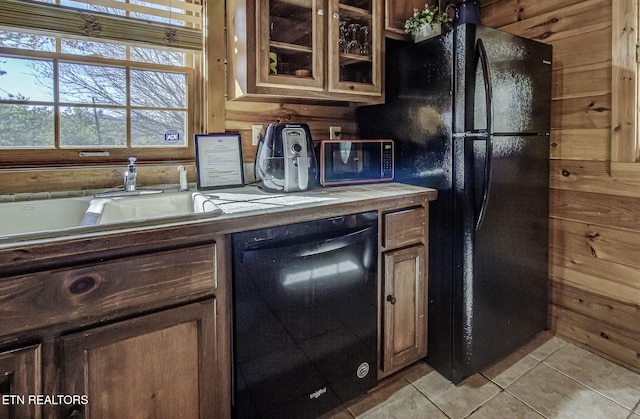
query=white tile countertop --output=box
[0,182,438,246]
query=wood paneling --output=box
[481,0,588,29]
[550,302,640,372]
[550,160,640,198]
[551,94,611,130]
[0,163,197,195]
[611,0,639,164]
[225,100,357,162]
[550,129,609,161]
[484,0,640,375]
[549,218,640,270]
[547,27,611,72]
[550,188,640,229]
[552,62,611,100]
[498,0,611,43]
[550,247,640,305]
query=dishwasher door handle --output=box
[297,226,375,257]
[241,226,376,260]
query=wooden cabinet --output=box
[327,0,382,97]
[384,0,445,39]
[380,206,428,377]
[384,0,424,37]
[227,0,383,102]
[62,300,216,419]
[0,344,42,419]
[0,242,224,419]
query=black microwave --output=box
[317,139,394,186]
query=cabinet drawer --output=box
[383,207,426,249]
[0,244,216,337]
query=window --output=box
[0,0,204,166]
[611,0,639,176]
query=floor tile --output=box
[345,374,414,417]
[518,331,566,361]
[544,344,640,410]
[507,363,631,418]
[349,379,446,419]
[481,349,540,389]
[328,335,640,419]
[467,391,545,419]
[410,370,501,418]
[320,407,354,419]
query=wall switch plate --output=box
[330,126,342,140]
[252,124,263,146]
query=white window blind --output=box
[0,0,203,50]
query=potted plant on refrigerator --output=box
[404,4,451,42]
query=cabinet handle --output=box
[332,12,339,18]
[317,8,324,15]
[386,295,397,305]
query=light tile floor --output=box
[324,332,640,419]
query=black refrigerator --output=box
[357,24,552,383]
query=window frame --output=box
[611,0,639,177]
[0,0,205,167]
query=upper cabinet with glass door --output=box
[327,0,381,97]
[227,0,382,102]
[259,0,323,91]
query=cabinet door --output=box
[382,245,427,374]
[0,344,41,419]
[327,0,382,96]
[61,300,217,419]
[258,0,324,89]
[384,0,427,35]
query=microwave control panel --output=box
[381,141,394,179]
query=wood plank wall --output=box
[225,101,357,164]
[482,0,640,373]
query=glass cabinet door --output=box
[258,0,324,89]
[327,0,381,96]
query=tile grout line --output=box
[403,375,453,419]
[628,398,640,419]
[480,363,551,419]
[542,360,637,413]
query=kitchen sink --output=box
[92,190,340,224]
[0,197,92,237]
[95,192,200,224]
[0,188,340,238]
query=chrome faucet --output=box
[94,156,163,197]
[124,157,137,191]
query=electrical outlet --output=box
[252,124,263,146]
[330,126,342,140]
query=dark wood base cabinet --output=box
[0,241,226,419]
[380,206,429,378]
[0,344,42,419]
[61,300,216,419]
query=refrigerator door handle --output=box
[475,38,493,230]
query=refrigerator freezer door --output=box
[455,25,552,135]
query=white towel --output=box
[192,193,223,216]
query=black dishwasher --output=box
[231,211,378,419]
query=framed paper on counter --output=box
[195,133,245,190]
